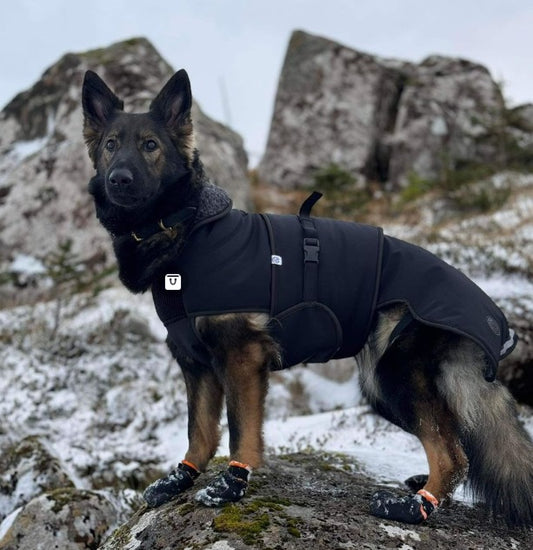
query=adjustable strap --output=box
[299,191,323,219]
[417,489,439,520]
[298,192,323,301]
[179,460,201,479]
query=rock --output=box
[258,30,409,190]
[0,37,250,294]
[388,55,505,186]
[100,453,531,549]
[258,30,511,190]
[506,103,533,167]
[0,436,74,521]
[0,488,117,550]
[194,104,251,211]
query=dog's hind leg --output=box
[363,323,469,523]
[371,395,468,524]
[143,361,224,508]
[194,313,279,507]
[416,410,468,507]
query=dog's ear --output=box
[82,71,123,162]
[150,70,193,128]
[82,71,123,126]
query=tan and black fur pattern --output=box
[358,305,533,524]
[82,70,533,526]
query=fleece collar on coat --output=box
[129,183,233,242]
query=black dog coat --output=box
[152,187,516,381]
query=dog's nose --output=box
[108,168,133,187]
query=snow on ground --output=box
[0,283,532,520]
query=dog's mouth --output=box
[106,188,150,208]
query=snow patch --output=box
[9,254,46,275]
[380,522,421,542]
[11,114,55,161]
[0,507,22,540]
[205,542,237,550]
[474,275,533,300]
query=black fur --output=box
[82,70,207,292]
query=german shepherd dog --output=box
[82,70,533,526]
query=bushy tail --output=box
[440,347,533,527]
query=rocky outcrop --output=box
[0,488,117,550]
[387,55,505,185]
[0,434,126,549]
[258,30,517,189]
[100,453,530,550]
[256,30,533,400]
[258,30,406,189]
[2,446,528,549]
[0,37,250,293]
[0,437,74,521]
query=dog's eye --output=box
[105,139,116,152]
[144,139,158,152]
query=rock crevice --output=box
[258,30,523,190]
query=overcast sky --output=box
[1,0,532,165]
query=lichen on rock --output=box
[0,488,117,550]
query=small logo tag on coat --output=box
[271,255,283,266]
[486,315,500,336]
[165,274,182,290]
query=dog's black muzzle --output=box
[108,167,134,188]
[105,165,154,208]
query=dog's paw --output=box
[370,489,438,524]
[143,462,199,508]
[195,464,250,507]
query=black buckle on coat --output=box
[303,237,320,262]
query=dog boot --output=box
[195,461,251,507]
[143,461,200,508]
[370,489,438,524]
[404,474,429,492]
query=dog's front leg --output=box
[182,364,225,470]
[194,313,278,507]
[143,362,224,508]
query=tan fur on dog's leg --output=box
[196,313,279,471]
[417,414,468,505]
[224,341,269,469]
[182,367,224,471]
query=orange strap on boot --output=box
[229,460,252,472]
[417,489,439,520]
[181,459,201,474]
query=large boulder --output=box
[0,488,117,550]
[0,37,250,288]
[388,55,505,186]
[0,436,74,522]
[100,453,531,549]
[258,30,408,190]
[258,30,508,189]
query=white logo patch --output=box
[271,255,283,266]
[165,274,182,290]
